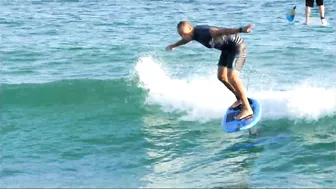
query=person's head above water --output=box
[177,21,194,41]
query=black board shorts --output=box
[306,0,324,7]
[218,43,247,71]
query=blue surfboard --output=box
[222,98,262,133]
[286,6,296,22]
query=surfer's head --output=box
[177,21,194,41]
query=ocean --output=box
[1,0,336,187]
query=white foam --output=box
[135,56,336,123]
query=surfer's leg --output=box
[226,45,253,120]
[305,0,313,25]
[218,66,241,108]
[227,69,253,120]
[317,0,326,25]
[217,66,235,95]
[217,51,240,108]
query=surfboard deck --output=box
[303,17,328,26]
[222,98,262,133]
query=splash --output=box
[136,56,336,122]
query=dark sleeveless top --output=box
[192,25,244,51]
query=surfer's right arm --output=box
[166,39,190,50]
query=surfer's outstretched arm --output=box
[166,39,190,50]
[210,24,255,37]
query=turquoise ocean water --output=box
[1,0,336,187]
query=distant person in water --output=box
[305,0,326,25]
[166,21,255,120]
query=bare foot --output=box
[234,107,253,120]
[229,100,241,109]
[321,19,327,25]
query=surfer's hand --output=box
[166,45,175,51]
[243,24,255,33]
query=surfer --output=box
[305,0,326,25]
[166,21,254,120]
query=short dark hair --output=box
[177,21,189,29]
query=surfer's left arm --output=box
[210,24,255,37]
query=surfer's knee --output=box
[227,70,239,82]
[217,74,229,83]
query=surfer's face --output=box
[178,24,193,41]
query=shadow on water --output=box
[226,122,291,151]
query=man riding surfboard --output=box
[166,21,255,120]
